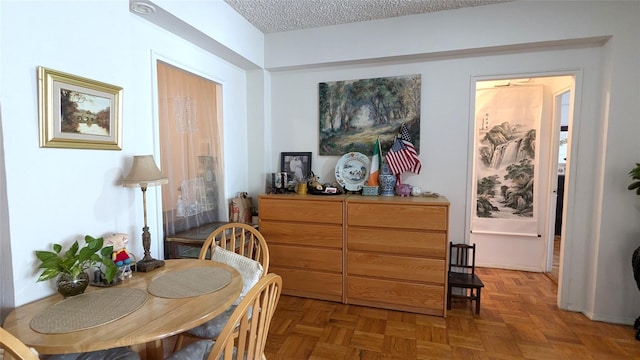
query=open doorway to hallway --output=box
[548,90,571,285]
[470,75,575,294]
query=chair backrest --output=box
[449,242,477,276]
[0,327,39,360]
[206,273,282,360]
[200,223,270,274]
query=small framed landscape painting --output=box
[38,66,123,150]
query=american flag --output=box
[385,124,421,175]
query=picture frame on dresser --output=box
[280,152,311,182]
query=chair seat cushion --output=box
[187,304,236,338]
[449,272,485,287]
[167,339,237,360]
[44,347,140,360]
[186,246,263,339]
[212,246,263,305]
[166,340,213,360]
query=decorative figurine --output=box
[307,172,324,192]
[395,184,412,197]
[104,233,133,280]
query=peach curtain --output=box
[156,61,224,235]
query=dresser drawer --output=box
[270,244,342,272]
[259,197,343,224]
[272,266,342,302]
[347,276,444,315]
[260,220,342,249]
[347,227,446,258]
[347,203,447,230]
[347,252,445,284]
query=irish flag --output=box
[368,138,381,186]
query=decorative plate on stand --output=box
[335,152,371,192]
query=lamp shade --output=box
[122,155,168,188]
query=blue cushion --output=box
[167,339,236,360]
[45,347,139,360]
[166,340,213,360]
[187,304,236,339]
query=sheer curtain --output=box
[156,61,224,236]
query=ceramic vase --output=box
[57,272,89,297]
[378,163,396,196]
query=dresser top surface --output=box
[259,193,349,201]
[259,193,449,205]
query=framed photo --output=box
[38,66,123,150]
[280,152,312,182]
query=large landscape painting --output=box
[318,75,421,156]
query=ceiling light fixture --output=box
[130,1,156,15]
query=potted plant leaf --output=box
[35,235,118,297]
[629,163,640,195]
[628,163,640,339]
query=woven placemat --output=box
[30,288,147,334]
[148,267,232,299]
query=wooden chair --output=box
[447,241,485,314]
[173,223,270,351]
[199,223,269,273]
[0,327,39,360]
[0,327,139,360]
[167,273,283,360]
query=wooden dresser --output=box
[258,194,346,302]
[345,196,449,316]
[258,194,449,316]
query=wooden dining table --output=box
[2,259,242,360]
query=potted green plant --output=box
[35,235,118,297]
[629,163,640,195]
[628,163,640,339]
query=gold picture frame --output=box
[38,66,123,150]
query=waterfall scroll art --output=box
[472,85,542,236]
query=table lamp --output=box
[123,155,168,272]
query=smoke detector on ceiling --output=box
[130,1,156,15]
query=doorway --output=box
[548,90,571,284]
[470,75,575,282]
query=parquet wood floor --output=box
[546,236,561,285]
[263,267,640,360]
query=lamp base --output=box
[135,258,165,272]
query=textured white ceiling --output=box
[224,0,511,34]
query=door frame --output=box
[545,88,573,272]
[466,70,582,308]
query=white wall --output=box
[1,0,142,305]
[246,70,272,196]
[0,0,256,307]
[269,46,601,272]
[0,103,12,323]
[150,0,264,68]
[265,1,640,325]
[264,1,619,70]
